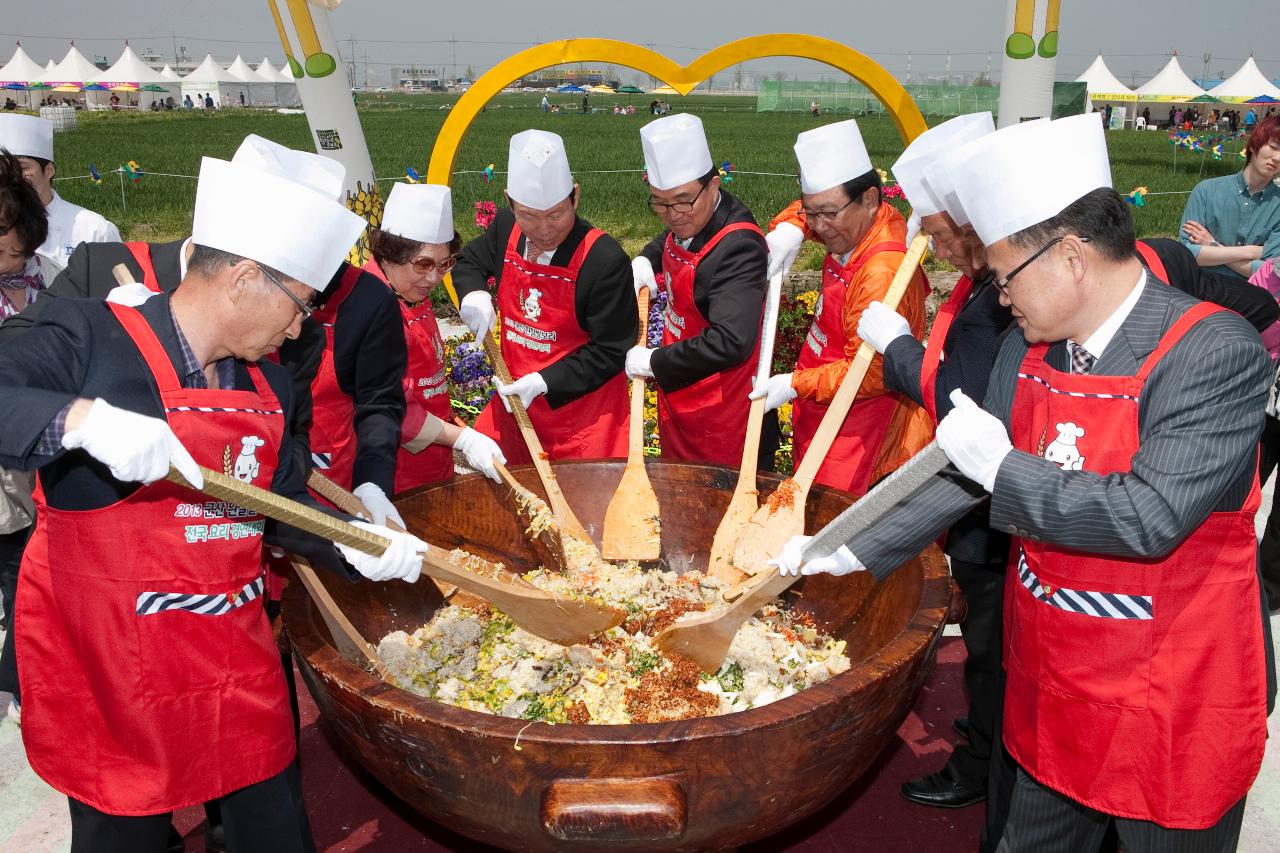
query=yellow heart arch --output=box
[430,35,927,302]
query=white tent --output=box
[0,43,46,108]
[1207,57,1280,104]
[37,43,102,86]
[256,58,300,107]
[225,54,276,106]
[180,54,242,109]
[1075,54,1136,105]
[1134,55,1205,102]
[159,64,180,82]
[86,44,172,110]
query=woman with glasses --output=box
[752,120,932,496]
[452,129,635,463]
[364,183,505,491]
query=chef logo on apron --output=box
[520,287,543,321]
[1042,421,1086,471]
[230,435,266,483]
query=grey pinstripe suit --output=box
[845,278,1274,849]
[847,278,1269,577]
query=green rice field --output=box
[38,92,1247,269]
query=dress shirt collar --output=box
[1070,269,1146,363]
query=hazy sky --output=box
[4,1,1276,88]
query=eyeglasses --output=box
[408,255,457,275]
[801,197,857,224]
[648,179,709,214]
[259,265,313,320]
[993,236,1090,296]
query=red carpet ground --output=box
[169,636,983,853]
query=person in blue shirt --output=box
[1180,115,1280,280]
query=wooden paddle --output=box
[481,332,602,570]
[600,287,661,561]
[728,234,930,581]
[657,440,950,672]
[447,415,571,574]
[705,272,785,583]
[166,465,624,646]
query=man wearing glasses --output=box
[751,119,932,495]
[776,114,1273,852]
[0,153,429,852]
[452,129,635,463]
[627,113,768,467]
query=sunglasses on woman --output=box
[407,255,457,275]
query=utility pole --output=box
[451,35,457,82]
[347,37,357,87]
[172,32,178,68]
[946,52,952,86]
[1201,51,1211,88]
[906,51,912,85]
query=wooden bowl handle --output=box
[541,777,686,842]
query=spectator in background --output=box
[810,99,821,118]
[540,93,549,113]
[1174,106,1183,127]
[582,94,589,114]
[1142,106,1151,126]
[204,93,214,109]
[1103,103,1113,128]
[183,93,193,109]
[239,91,246,107]
[1179,115,1280,280]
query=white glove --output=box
[337,521,428,583]
[626,345,654,380]
[454,426,505,482]
[352,481,406,529]
[857,301,912,354]
[631,256,658,297]
[496,372,548,410]
[62,398,203,488]
[105,282,157,307]
[765,221,805,279]
[748,372,797,413]
[459,290,496,340]
[769,534,866,577]
[904,211,923,245]
[935,390,1012,492]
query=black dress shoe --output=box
[901,763,986,808]
[953,716,970,740]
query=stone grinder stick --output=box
[655,440,952,673]
[706,270,785,584]
[480,332,602,569]
[727,234,931,583]
[600,285,662,562]
[164,464,625,647]
[447,414,571,575]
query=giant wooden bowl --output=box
[284,460,950,852]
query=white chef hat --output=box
[951,114,1112,246]
[640,113,714,191]
[191,156,367,292]
[0,114,54,162]
[382,183,454,245]
[506,129,574,211]
[231,133,346,201]
[892,112,994,217]
[794,120,874,195]
[923,118,1045,228]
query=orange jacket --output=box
[770,199,934,480]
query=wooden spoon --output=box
[705,271,784,583]
[168,465,624,646]
[728,234,929,582]
[481,333,602,571]
[447,415,570,575]
[656,440,950,673]
[600,287,661,561]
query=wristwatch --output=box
[1209,240,1222,247]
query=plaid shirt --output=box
[37,305,236,454]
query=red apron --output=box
[472,225,628,463]
[792,243,919,494]
[362,259,455,491]
[1004,302,1266,828]
[16,303,294,815]
[656,222,763,466]
[125,241,162,293]
[919,274,975,422]
[307,263,363,488]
